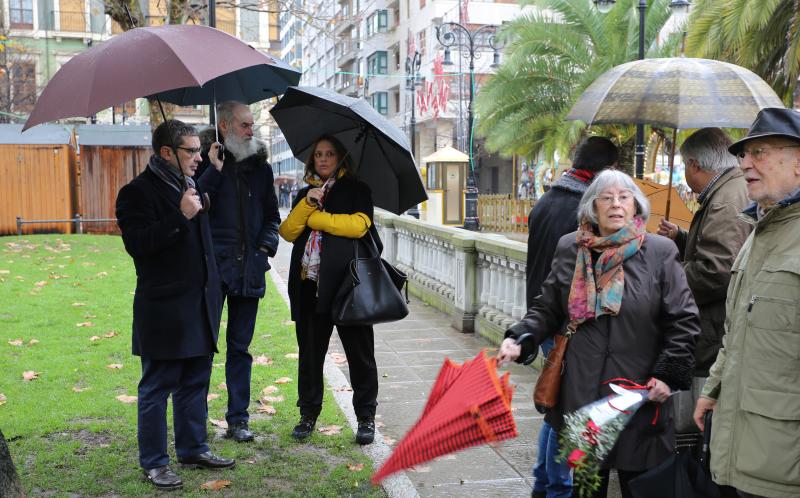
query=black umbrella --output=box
[152,55,301,106]
[269,86,427,215]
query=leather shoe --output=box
[356,417,375,445]
[291,416,317,440]
[225,421,254,442]
[178,451,235,469]
[142,465,182,490]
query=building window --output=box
[366,9,388,38]
[418,28,426,57]
[10,62,36,114]
[370,92,388,115]
[239,0,260,42]
[367,51,388,75]
[10,0,34,28]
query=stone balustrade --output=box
[374,210,528,345]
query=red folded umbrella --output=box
[372,351,517,483]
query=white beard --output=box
[224,132,259,161]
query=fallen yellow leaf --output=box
[0,393,6,405]
[254,355,273,366]
[218,382,227,391]
[103,330,118,338]
[116,395,137,403]
[106,364,123,370]
[89,336,101,342]
[347,463,365,472]
[200,479,231,491]
[96,271,108,277]
[284,353,299,359]
[209,418,228,429]
[282,320,294,326]
[22,371,38,381]
[261,386,278,394]
[8,339,23,346]
[28,339,39,345]
[34,280,47,287]
[76,322,94,327]
[333,386,353,392]
[330,353,348,365]
[72,386,89,393]
[71,302,87,307]
[260,395,284,403]
[83,313,97,319]
[317,425,342,436]
[275,377,292,384]
[256,404,276,415]
[207,393,220,401]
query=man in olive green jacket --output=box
[694,108,800,498]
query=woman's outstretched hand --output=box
[646,377,671,403]
[496,338,521,366]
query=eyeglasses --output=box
[314,151,337,159]
[176,146,202,155]
[737,145,800,163]
[596,192,634,205]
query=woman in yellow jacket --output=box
[279,135,379,445]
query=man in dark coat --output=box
[196,101,281,442]
[656,128,752,437]
[525,137,618,498]
[116,120,234,490]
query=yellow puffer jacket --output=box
[278,197,371,242]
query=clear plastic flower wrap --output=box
[557,383,649,497]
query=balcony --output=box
[336,40,358,66]
[334,1,355,36]
[336,77,359,97]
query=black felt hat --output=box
[729,107,800,155]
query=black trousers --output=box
[221,294,260,425]
[295,280,378,419]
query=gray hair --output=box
[679,128,738,172]
[216,100,248,126]
[577,169,650,225]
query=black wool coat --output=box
[197,130,281,298]
[526,174,591,308]
[287,176,380,320]
[116,163,222,360]
[507,233,700,471]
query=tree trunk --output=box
[0,430,25,498]
[617,138,636,177]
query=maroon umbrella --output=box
[23,24,300,131]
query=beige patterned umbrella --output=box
[567,57,783,129]
[567,57,783,221]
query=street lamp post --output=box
[593,0,691,178]
[436,22,503,231]
[405,50,422,219]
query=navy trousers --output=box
[295,280,378,419]
[222,294,260,424]
[137,355,212,469]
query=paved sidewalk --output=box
[271,220,621,497]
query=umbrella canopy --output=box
[567,57,784,129]
[634,178,693,233]
[269,86,427,215]
[24,24,300,131]
[371,351,517,483]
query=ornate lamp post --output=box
[593,0,690,178]
[405,50,422,218]
[436,22,503,231]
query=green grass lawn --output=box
[0,234,384,497]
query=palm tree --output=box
[686,0,800,104]
[475,0,680,172]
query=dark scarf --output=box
[147,154,194,193]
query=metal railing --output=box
[16,215,117,235]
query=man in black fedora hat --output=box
[693,107,800,498]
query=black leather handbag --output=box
[331,230,409,327]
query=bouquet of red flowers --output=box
[558,384,649,497]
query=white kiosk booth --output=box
[421,146,469,225]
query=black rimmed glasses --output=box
[177,146,202,155]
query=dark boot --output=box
[142,465,183,490]
[225,421,254,442]
[355,417,375,445]
[291,415,317,440]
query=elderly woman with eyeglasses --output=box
[498,169,700,498]
[279,135,380,446]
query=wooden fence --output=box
[477,194,534,233]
